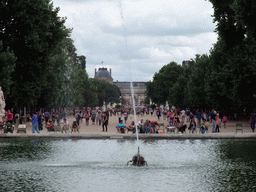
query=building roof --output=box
[95,68,113,80]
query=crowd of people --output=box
[1,106,256,134]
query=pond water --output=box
[1,138,256,192]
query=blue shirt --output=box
[32,115,38,124]
[117,123,125,129]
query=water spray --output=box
[117,0,147,166]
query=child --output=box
[222,115,228,128]
[72,121,78,133]
[215,115,220,132]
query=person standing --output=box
[211,111,216,133]
[84,112,90,126]
[6,110,13,124]
[32,112,40,134]
[97,111,102,126]
[250,112,256,132]
[38,113,43,131]
[102,112,108,132]
[215,114,220,132]
[196,111,202,127]
[124,111,128,124]
[44,110,50,123]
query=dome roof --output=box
[95,68,113,80]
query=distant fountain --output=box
[127,147,147,166]
[0,86,6,118]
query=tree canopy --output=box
[146,0,256,117]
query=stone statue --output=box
[0,86,6,116]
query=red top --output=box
[151,121,160,127]
[84,114,90,119]
[7,113,13,121]
[222,116,228,122]
[47,123,54,129]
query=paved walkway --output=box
[1,114,255,139]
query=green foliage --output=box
[0,0,71,108]
[90,79,121,107]
[146,0,256,115]
[146,62,182,105]
[0,41,16,100]
[115,104,122,109]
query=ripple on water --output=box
[1,139,256,192]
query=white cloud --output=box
[52,0,217,81]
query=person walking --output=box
[32,112,40,134]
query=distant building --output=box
[182,60,190,67]
[94,67,146,105]
[94,67,113,84]
[113,81,146,106]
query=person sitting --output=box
[143,120,151,134]
[188,119,196,133]
[167,121,175,133]
[46,121,55,131]
[177,121,187,133]
[150,120,160,133]
[137,119,145,133]
[72,121,78,133]
[61,118,69,133]
[127,121,136,133]
[200,119,208,134]
[117,120,126,133]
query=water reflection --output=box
[1,139,256,191]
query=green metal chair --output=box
[158,123,165,134]
[235,123,243,133]
[54,124,62,133]
[4,123,14,133]
[17,124,27,133]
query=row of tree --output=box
[0,0,120,111]
[146,0,256,117]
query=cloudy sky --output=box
[52,0,217,82]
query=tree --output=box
[208,0,256,114]
[146,62,182,106]
[0,0,71,108]
[90,79,121,107]
[0,41,16,103]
